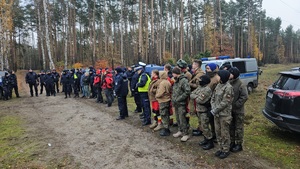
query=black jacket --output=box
[39,74,46,84]
[61,73,71,85]
[9,74,17,86]
[44,74,55,86]
[52,72,60,82]
[26,72,38,85]
[130,72,140,92]
[114,72,128,97]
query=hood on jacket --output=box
[159,71,168,80]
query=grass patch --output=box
[243,64,300,169]
[0,115,43,168]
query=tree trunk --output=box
[64,0,69,69]
[120,0,124,65]
[37,1,46,70]
[138,0,143,61]
[180,0,184,59]
[151,0,155,62]
[43,0,55,69]
[219,0,222,52]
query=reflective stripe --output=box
[138,73,150,92]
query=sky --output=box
[262,0,300,30]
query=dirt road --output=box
[1,71,277,169]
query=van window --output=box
[232,61,246,73]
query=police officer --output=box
[44,70,56,96]
[131,66,142,113]
[114,67,129,120]
[2,72,11,100]
[228,67,248,152]
[70,69,80,98]
[39,70,46,94]
[61,70,71,98]
[136,66,151,126]
[9,70,20,98]
[52,69,60,93]
[25,69,39,97]
[211,70,234,159]
[126,65,135,97]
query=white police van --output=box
[201,56,259,93]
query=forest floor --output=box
[0,67,298,169]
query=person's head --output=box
[192,60,202,71]
[176,59,188,69]
[172,67,181,78]
[217,70,231,84]
[11,70,15,74]
[205,63,218,73]
[115,67,124,74]
[52,69,56,72]
[135,66,143,74]
[228,67,240,80]
[127,66,132,71]
[199,75,211,87]
[164,63,172,72]
[151,69,159,79]
[47,70,51,75]
[29,69,32,73]
[5,72,9,77]
[220,63,232,70]
[85,72,89,76]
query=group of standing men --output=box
[0,70,20,100]
[127,59,248,159]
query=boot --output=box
[230,142,236,152]
[180,135,190,142]
[149,121,158,129]
[192,129,203,136]
[202,139,214,150]
[160,128,171,136]
[153,123,163,131]
[219,152,230,159]
[199,137,209,146]
[232,144,243,153]
[173,131,183,138]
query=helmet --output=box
[176,59,188,69]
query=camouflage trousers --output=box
[198,112,212,139]
[159,101,170,129]
[214,115,232,152]
[175,104,189,135]
[230,113,244,145]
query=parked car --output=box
[201,56,259,93]
[262,69,300,133]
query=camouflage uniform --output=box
[230,78,248,145]
[172,74,191,135]
[211,82,234,153]
[190,85,212,139]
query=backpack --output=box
[106,76,113,89]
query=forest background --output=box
[0,0,299,71]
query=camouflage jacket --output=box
[211,82,233,116]
[207,72,219,91]
[190,85,212,113]
[230,78,248,114]
[172,74,191,105]
[189,68,205,91]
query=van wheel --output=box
[247,83,254,94]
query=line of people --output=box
[127,59,248,159]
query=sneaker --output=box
[173,131,183,138]
[180,135,190,142]
[153,123,163,131]
[149,121,158,129]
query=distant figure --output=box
[2,72,11,100]
[114,67,129,120]
[52,69,60,93]
[9,70,20,98]
[44,70,56,97]
[38,70,46,94]
[61,70,72,98]
[25,69,39,97]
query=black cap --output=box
[218,70,230,84]
[228,67,240,79]
[199,75,211,86]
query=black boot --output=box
[232,144,243,152]
[199,137,209,146]
[219,151,230,159]
[202,139,214,150]
[160,128,171,136]
[192,129,202,136]
[230,142,236,152]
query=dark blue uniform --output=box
[25,71,39,97]
[136,71,151,125]
[114,69,129,119]
[61,71,71,98]
[52,71,60,93]
[39,72,46,94]
[131,72,142,113]
[2,74,11,100]
[44,73,56,96]
[9,73,19,98]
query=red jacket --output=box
[102,73,114,89]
